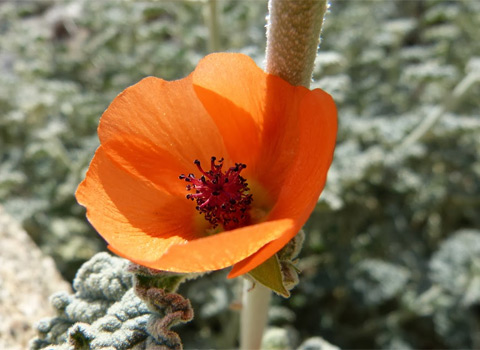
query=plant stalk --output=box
[239,1,329,349]
[266,0,329,88]
[240,279,272,350]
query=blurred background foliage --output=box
[1,0,479,349]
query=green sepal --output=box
[247,254,290,298]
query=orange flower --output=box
[76,53,337,279]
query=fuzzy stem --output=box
[240,279,272,350]
[266,0,329,88]
[239,1,328,349]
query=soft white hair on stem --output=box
[266,0,329,88]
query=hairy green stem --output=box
[266,0,329,88]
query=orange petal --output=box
[229,88,337,278]
[269,88,337,221]
[76,146,206,262]
[119,218,296,273]
[98,75,228,171]
[192,53,267,167]
[228,230,297,279]
[99,136,187,197]
[192,53,316,205]
[249,76,309,203]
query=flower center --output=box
[179,157,252,230]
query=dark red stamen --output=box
[179,157,252,230]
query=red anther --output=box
[180,158,252,230]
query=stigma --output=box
[179,157,252,230]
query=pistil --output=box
[179,157,252,230]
